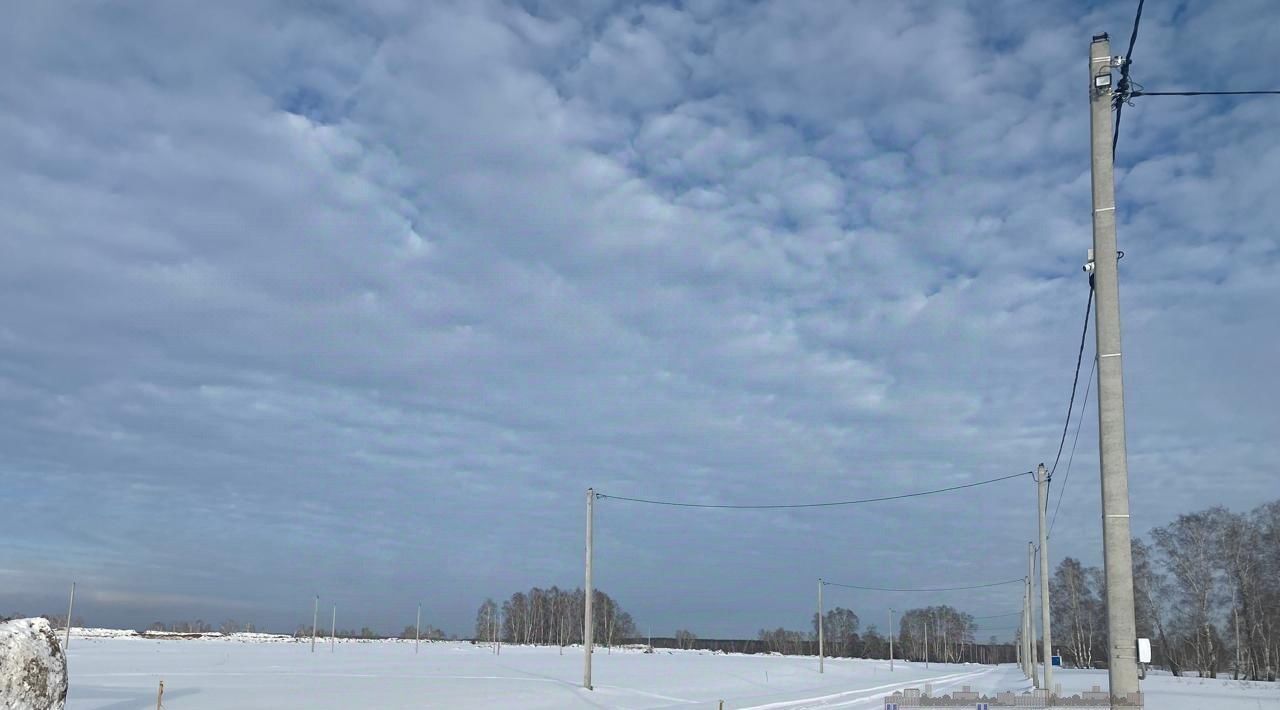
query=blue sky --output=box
[2,0,1277,639]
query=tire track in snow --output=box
[733,668,995,710]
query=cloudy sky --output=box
[2,0,1277,639]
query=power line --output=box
[822,577,1024,593]
[1047,286,1095,490]
[1112,0,1145,156]
[971,611,1023,620]
[596,470,1031,509]
[1132,89,1280,97]
[1049,353,1096,538]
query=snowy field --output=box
[62,631,1279,709]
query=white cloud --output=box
[1,0,1277,635]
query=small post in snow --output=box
[64,582,76,651]
[311,595,319,653]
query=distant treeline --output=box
[1047,499,1279,680]
[475,586,635,648]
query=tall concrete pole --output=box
[416,603,422,654]
[1016,613,1022,674]
[1037,463,1055,697]
[1089,33,1141,701]
[330,605,336,653]
[1020,590,1028,676]
[584,488,595,690]
[889,608,894,672]
[923,620,929,669]
[312,596,319,653]
[64,582,75,650]
[1027,543,1039,688]
[817,580,824,673]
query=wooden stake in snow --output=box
[156,680,164,710]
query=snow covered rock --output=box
[0,618,67,709]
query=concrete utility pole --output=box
[416,603,422,654]
[584,488,595,690]
[1027,544,1039,688]
[64,582,76,651]
[923,621,929,669]
[889,608,894,672]
[1089,32,1141,701]
[1036,463,1055,697]
[1233,589,1242,679]
[1016,617,1022,672]
[312,596,319,653]
[1024,575,1034,680]
[330,605,336,653]
[817,579,824,674]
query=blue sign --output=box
[1052,655,1062,667]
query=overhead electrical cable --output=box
[821,578,1024,593]
[595,470,1031,509]
[1047,286,1095,489]
[1132,89,1280,97]
[1112,0,1145,156]
[1049,354,1097,538]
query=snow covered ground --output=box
[1052,667,1280,710]
[62,631,1279,709]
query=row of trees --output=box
[474,586,636,649]
[751,605,1002,663]
[896,606,978,663]
[1049,499,1279,680]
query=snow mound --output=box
[0,618,68,709]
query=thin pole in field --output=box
[889,608,894,672]
[817,579,824,674]
[64,582,76,651]
[584,487,594,690]
[311,596,319,653]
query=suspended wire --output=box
[1132,89,1280,97]
[1046,286,1095,490]
[822,577,1024,593]
[596,470,1031,509]
[1049,353,1097,538]
[1112,0,1145,156]
[970,611,1023,620]
[1112,0,1280,152]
